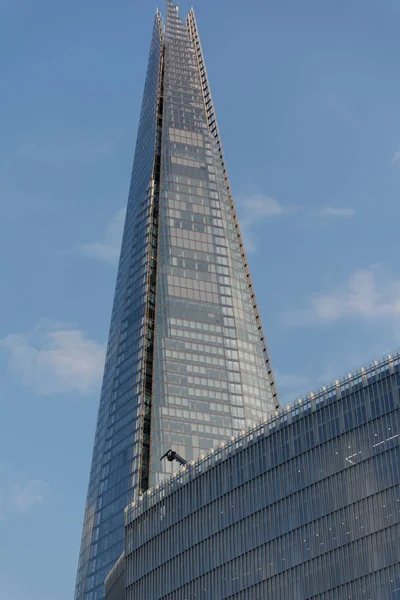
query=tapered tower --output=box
[74,3,279,599]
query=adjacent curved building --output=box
[74,2,279,598]
[120,352,400,599]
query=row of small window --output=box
[167,240,228,259]
[166,90,201,102]
[168,255,227,275]
[165,162,210,182]
[151,417,248,458]
[167,238,215,256]
[157,304,250,327]
[169,317,223,333]
[160,349,262,375]
[157,394,233,413]
[164,178,213,198]
[165,72,199,86]
[162,335,256,354]
[166,167,217,188]
[164,349,226,368]
[164,283,243,305]
[167,216,213,234]
[166,238,231,259]
[158,406,240,430]
[166,360,229,379]
[168,219,224,234]
[171,375,241,393]
[186,363,241,378]
[157,414,237,434]
[165,62,199,76]
[163,393,259,418]
[168,207,216,223]
[160,230,228,252]
[166,286,220,305]
[164,68,200,81]
[165,187,219,204]
[169,145,209,166]
[168,327,234,345]
[159,386,231,402]
[166,261,235,282]
[164,179,218,196]
[167,274,222,292]
[170,155,206,169]
[163,373,246,397]
[165,373,231,390]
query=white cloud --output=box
[312,268,400,321]
[243,195,285,219]
[77,207,126,265]
[391,150,400,165]
[0,480,51,521]
[236,194,287,253]
[0,322,105,394]
[319,207,356,218]
[11,480,52,512]
[285,267,400,340]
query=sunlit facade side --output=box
[125,352,400,599]
[74,2,278,599]
[149,1,278,488]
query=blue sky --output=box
[1,0,400,597]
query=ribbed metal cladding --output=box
[125,351,400,599]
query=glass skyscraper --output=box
[74,3,279,599]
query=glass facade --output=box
[149,1,278,486]
[74,3,278,599]
[125,351,400,599]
